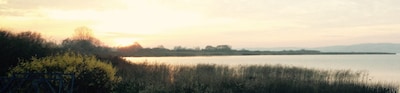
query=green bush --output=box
[9,52,120,93]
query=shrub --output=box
[8,52,120,93]
[0,30,57,75]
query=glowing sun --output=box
[113,38,138,47]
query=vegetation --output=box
[116,44,395,57]
[0,29,118,92]
[8,52,120,93]
[61,26,113,56]
[0,27,112,76]
[1,29,398,93]
[116,44,323,57]
[114,62,398,93]
[0,30,58,76]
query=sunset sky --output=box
[1,0,400,49]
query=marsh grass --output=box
[113,60,398,93]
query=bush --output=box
[8,52,120,93]
[0,30,57,75]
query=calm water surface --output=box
[125,54,400,84]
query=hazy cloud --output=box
[2,0,125,10]
[0,9,43,17]
[1,0,400,47]
[0,0,6,4]
[158,0,400,29]
[100,32,148,38]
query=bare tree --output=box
[72,26,101,46]
[73,26,93,40]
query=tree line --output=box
[116,43,322,57]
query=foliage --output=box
[115,43,325,57]
[61,27,112,56]
[8,52,120,93]
[72,26,101,45]
[204,45,232,51]
[117,42,143,56]
[0,30,57,75]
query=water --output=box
[125,54,400,84]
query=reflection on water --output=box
[125,55,400,84]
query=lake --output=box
[124,54,400,84]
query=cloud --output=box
[3,0,125,10]
[0,0,119,18]
[0,0,6,4]
[158,0,400,29]
[0,9,43,17]
[100,32,147,38]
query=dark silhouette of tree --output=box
[151,45,169,52]
[117,42,143,56]
[0,30,56,75]
[118,42,142,51]
[204,45,231,51]
[62,38,96,53]
[173,46,189,51]
[61,26,110,55]
[72,26,101,46]
[204,45,216,51]
[216,45,232,51]
[154,45,165,49]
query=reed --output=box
[114,61,398,93]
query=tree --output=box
[173,46,186,51]
[73,26,92,40]
[117,42,143,56]
[216,45,232,51]
[0,30,56,75]
[62,38,96,53]
[154,45,166,49]
[72,26,101,46]
[131,42,143,49]
[204,45,232,51]
[118,42,142,51]
[204,45,216,51]
[61,26,110,55]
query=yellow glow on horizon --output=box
[113,38,139,47]
[44,9,98,20]
[91,9,203,34]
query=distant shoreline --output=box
[121,51,396,57]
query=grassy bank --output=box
[113,59,398,93]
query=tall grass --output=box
[113,59,398,93]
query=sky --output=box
[1,0,400,49]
